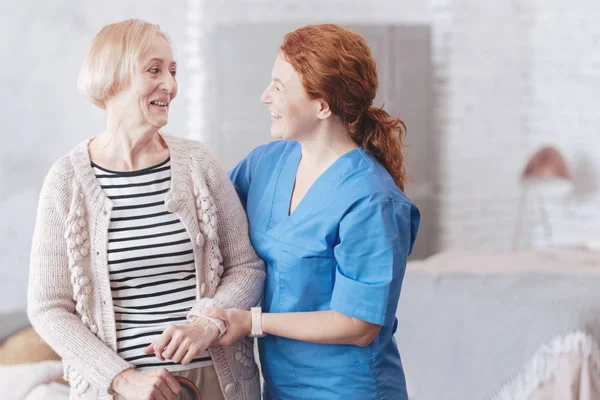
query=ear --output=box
[316,99,332,120]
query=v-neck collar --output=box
[271,141,362,230]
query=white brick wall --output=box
[438,1,532,251]
[1,1,188,312]
[4,1,596,314]
[196,0,600,253]
[525,0,600,248]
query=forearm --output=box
[188,264,264,324]
[262,310,379,347]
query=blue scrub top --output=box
[229,140,420,400]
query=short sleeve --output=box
[330,199,420,326]
[228,144,267,209]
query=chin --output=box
[270,129,284,140]
[150,118,168,129]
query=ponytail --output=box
[279,24,408,190]
[349,106,407,191]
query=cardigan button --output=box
[224,383,236,396]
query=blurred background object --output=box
[513,145,574,250]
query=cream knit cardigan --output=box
[27,134,265,400]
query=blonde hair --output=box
[77,19,170,109]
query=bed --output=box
[395,247,600,400]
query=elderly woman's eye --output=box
[149,67,160,74]
[170,70,177,77]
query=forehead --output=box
[139,36,176,64]
[272,53,298,82]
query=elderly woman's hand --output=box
[201,308,252,346]
[112,368,181,400]
[143,318,220,365]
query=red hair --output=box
[281,24,408,190]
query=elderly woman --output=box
[27,19,264,400]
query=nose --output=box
[260,84,272,104]
[161,72,178,98]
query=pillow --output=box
[0,327,61,365]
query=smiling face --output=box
[107,35,178,129]
[260,53,322,140]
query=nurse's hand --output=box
[143,318,220,364]
[202,307,252,346]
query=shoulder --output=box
[163,135,238,197]
[163,134,211,158]
[43,140,87,194]
[45,155,74,186]
[254,140,290,157]
[162,134,221,173]
[37,147,80,215]
[344,148,416,210]
[239,140,291,168]
[348,150,421,242]
[229,141,294,184]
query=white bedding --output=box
[0,361,67,400]
[395,247,600,400]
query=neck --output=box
[297,118,358,169]
[90,112,166,171]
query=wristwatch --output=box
[249,307,266,338]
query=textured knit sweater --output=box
[27,134,265,400]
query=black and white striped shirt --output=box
[93,157,211,371]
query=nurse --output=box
[203,24,420,400]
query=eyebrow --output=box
[146,57,177,67]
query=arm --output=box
[188,146,266,316]
[27,162,131,392]
[203,198,419,348]
[263,310,379,346]
[33,163,185,399]
[205,308,380,347]
[150,145,267,362]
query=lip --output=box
[150,97,170,107]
